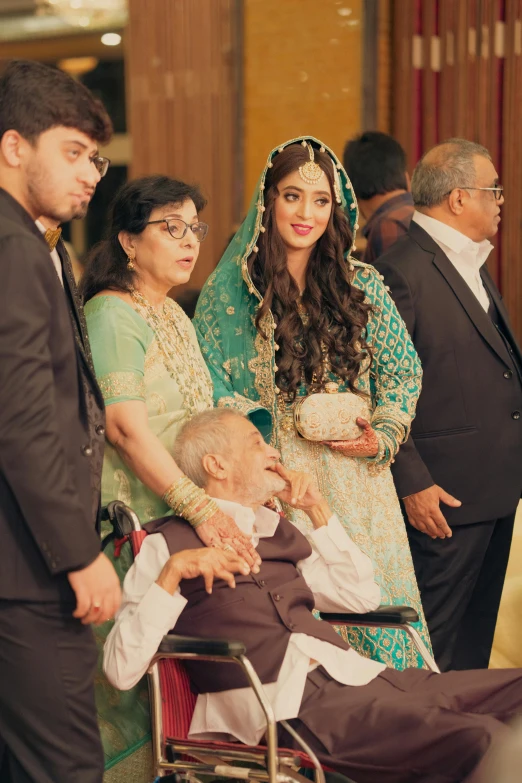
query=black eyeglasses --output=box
[91,155,110,177]
[147,218,209,242]
[446,185,504,200]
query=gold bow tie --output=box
[44,228,62,252]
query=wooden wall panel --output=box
[421,0,438,151]
[501,0,522,336]
[126,0,241,289]
[392,0,522,340]
[438,0,456,141]
[377,0,392,131]
[391,0,417,169]
[243,0,363,203]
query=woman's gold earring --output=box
[127,256,135,271]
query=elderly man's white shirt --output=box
[412,210,493,311]
[104,499,383,745]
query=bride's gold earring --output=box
[127,255,135,271]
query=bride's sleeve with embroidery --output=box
[193,282,273,439]
[356,265,422,470]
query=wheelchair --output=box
[103,500,439,783]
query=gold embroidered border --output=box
[98,371,146,402]
[217,393,261,416]
[248,311,276,412]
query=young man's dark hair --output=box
[343,131,408,200]
[0,59,112,144]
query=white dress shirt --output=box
[35,219,63,285]
[412,211,492,311]
[104,498,384,746]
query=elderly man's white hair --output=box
[172,408,247,488]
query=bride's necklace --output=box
[130,288,213,416]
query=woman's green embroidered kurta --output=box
[85,294,213,779]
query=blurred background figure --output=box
[175,287,201,319]
[343,131,413,264]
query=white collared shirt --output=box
[35,219,63,285]
[103,499,384,746]
[412,210,492,311]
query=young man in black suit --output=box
[374,139,522,672]
[0,60,121,782]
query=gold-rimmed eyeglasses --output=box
[147,218,209,242]
[446,185,504,200]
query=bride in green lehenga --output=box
[193,136,432,668]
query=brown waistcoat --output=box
[144,513,349,693]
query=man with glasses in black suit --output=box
[375,138,522,673]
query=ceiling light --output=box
[37,0,127,29]
[101,32,121,46]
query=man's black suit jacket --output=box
[0,188,104,602]
[374,220,522,526]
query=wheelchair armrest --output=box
[157,634,246,658]
[320,604,419,625]
[101,501,142,536]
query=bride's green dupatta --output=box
[193,135,418,463]
[193,136,359,444]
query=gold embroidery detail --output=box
[217,393,263,417]
[149,392,167,416]
[98,372,145,401]
[130,295,213,417]
[114,469,132,505]
[144,338,165,383]
[248,310,276,415]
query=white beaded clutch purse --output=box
[293,383,372,442]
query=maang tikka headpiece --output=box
[298,140,325,185]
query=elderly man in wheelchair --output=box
[104,408,522,783]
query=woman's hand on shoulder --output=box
[196,510,261,573]
[322,417,379,458]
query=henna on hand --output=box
[322,418,379,458]
[195,509,261,572]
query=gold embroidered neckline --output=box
[130,289,212,416]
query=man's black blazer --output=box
[374,220,522,526]
[0,189,102,601]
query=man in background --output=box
[343,131,413,264]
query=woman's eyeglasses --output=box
[147,218,209,242]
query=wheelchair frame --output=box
[104,500,439,783]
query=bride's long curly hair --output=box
[248,143,373,400]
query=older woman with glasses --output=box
[81,175,259,779]
[81,175,260,554]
